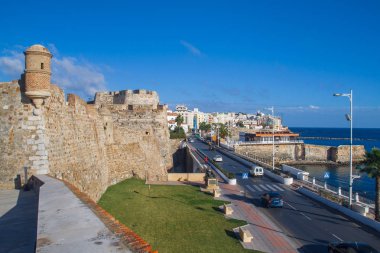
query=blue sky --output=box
[1,0,379,127]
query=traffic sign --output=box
[324,172,330,179]
[242,173,249,179]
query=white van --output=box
[249,165,264,177]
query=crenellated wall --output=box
[0,81,173,201]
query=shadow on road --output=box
[297,243,328,253]
[0,189,39,253]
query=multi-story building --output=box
[167,110,178,130]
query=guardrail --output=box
[232,140,305,145]
[300,177,375,209]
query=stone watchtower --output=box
[24,44,52,108]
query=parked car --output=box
[249,165,264,177]
[261,192,283,208]
[213,155,223,162]
[328,242,378,253]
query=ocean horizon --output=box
[288,127,379,201]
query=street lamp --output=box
[266,107,275,170]
[333,90,353,207]
[217,125,220,147]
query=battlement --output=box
[94,89,160,110]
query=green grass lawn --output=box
[98,178,256,253]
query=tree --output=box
[199,122,211,135]
[357,147,380,221]
[218,123,229,139]
[175,115,184,127]
[236,121,244,128]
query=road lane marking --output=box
[259,184,270,191]
[285,202,297,210]
[272,184,285,191]
[300,212,312,220]
[246,185,255,192]
[253,185,261,191]
[332,234,343,242]
[265,184,277,191]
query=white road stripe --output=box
[259,184,269,191]
[246,185,255,192]
[265,184,277,191]
[285,202,297,210]
[300,212,312,220]
[332,234,343,242]
[272,184,285,191]
[253,185,262,191]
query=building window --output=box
[41,63,44,69]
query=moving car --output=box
[249,165,264,177]
[213,155,223,162]
[261,192,283,208]
[328,242,378,253]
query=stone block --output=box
[27,139,35,145]
[29,156,39,161]
[224,204,233,215]
[239,227,253,243]
[36,150,47,156]
[38,144,45,150]
[28,116,41,121]
[35,138,45,144]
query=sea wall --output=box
[234,143,365,164]
[234,143,304,163]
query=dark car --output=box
[328,242,378,253]
[261,192,283,208]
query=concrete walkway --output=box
[217,182,299,253]
[36,175,131,253]
[0,189,39,253]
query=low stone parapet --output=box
[239,226,253,243]
[224,204,233,215]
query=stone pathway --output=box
[217,182,299,253]
[35,175,132,253]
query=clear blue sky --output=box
[1,0,379,127]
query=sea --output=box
[288,127,380,202]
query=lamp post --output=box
[333,90,353,207]
[266,107,275,170]
[217,125,220,147]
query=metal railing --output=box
[301,177,375,209]
[231,140,304,145]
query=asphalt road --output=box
[191,139,380,253]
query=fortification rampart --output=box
[0,44,173,201]
[234,143,365,164]
[95,89,159,109]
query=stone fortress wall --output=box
[235,143,366,164]
[0,45,173,201]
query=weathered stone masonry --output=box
[0,44,173,201]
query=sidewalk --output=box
[217,182,299,253]
[36,175,132,253]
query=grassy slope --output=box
[98,178,256,253]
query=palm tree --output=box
[357,147,380,221]
[218,123,229,139]
[175,115,184,128]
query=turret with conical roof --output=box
[24,44,52,108]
